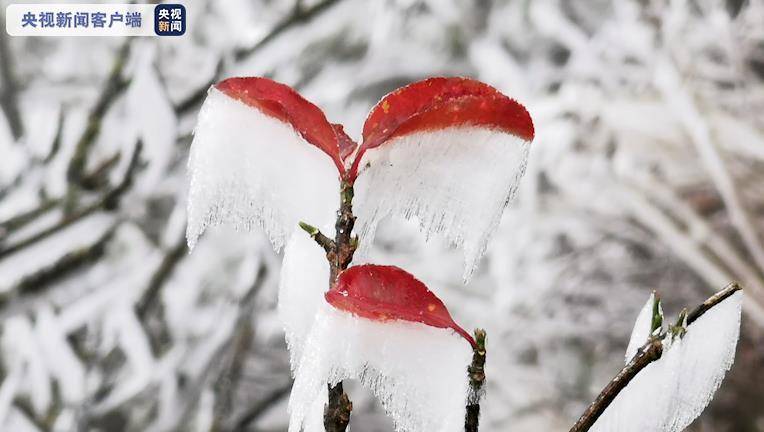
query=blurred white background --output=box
[0,0,763,430]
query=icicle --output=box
[186,88,339,251]
[354,127,530,281]
[289,306,472,432]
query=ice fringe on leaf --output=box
[624,292,655,362]
[288,306,472,432]
[279,226,331,371]
[186,87,339,251]
[591,291,742,432]
[354,127,530,281]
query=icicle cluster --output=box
[288,306,472,432]
[592,291,742,432]
[278,226,331,370]
[186,88,339,251]
[354,127,530,281]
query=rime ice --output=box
[354,127,530,281]
[279,227,331,370]
[591,291,742,432]
[624,292,654,362]
[186,88,340,251]
[288,306,472,432]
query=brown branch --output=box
[232,381,293,431]
[302,180,356,432]
[212,263,269,431]
[135,233,188,355]
[233,0,342,61]
[0,199,60,241]
[465,329,487,432]
[42,109,65,164]
[687,282,742,324]
[0,141,142,259]
[569,282,743,432]
[0,226,116,314]
[66,40,131,188]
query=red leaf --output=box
[326,264,476,347]
[215,77,357,174]
[350,77,534,180]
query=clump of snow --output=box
[288,306,472,432]
[186,88,340,251]
[353,127,530,281]
[624,292,655,362]
[278,226,330,370]
[592,291,742,432]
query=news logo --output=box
[154,4,185,36]
[5,3,188,37]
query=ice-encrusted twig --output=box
[569,282,743,432]
[66,40,132,190]
[0,141,143,259]
[135,232,188,355]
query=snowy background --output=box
[1,0,763,431]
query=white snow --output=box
[186,87,340,251]
[591,291,742,432]
[624,292,655,362]
[126,45,178,191]
[278,226,331,371]
[353,127,530,281]
[288,306,473,432]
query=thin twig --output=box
[232,381,293,431]
[233,0,342,61]
[0,9,23,141]
[465,329,487,432]
[66,40,132,188]
[569,282,743,432]
[302,181,356,432]
[135,233,188,355]
[0,141,142,259]
[0,226,116,313]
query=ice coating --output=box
[624,292,655,363]
[353,127,530,281]
[591,291,742,432]
[288,306,472,432]
[186,88,340,251]
[278,226,331,371]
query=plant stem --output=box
[465,329,487,432]
[303,180,357,431]
[569,282,742,432]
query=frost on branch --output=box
[591,291,742,432]
[352,78,533,281]
[289,306,472,432]
[186,78,344,251]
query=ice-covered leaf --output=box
[289,306,472,432]
[279,226,331,371]
[351,77,533,280]
[326,264,475,347]
[186,78,344,251]
[625,292,655,363]
[216,77,351,173]
[592,291,742,432]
